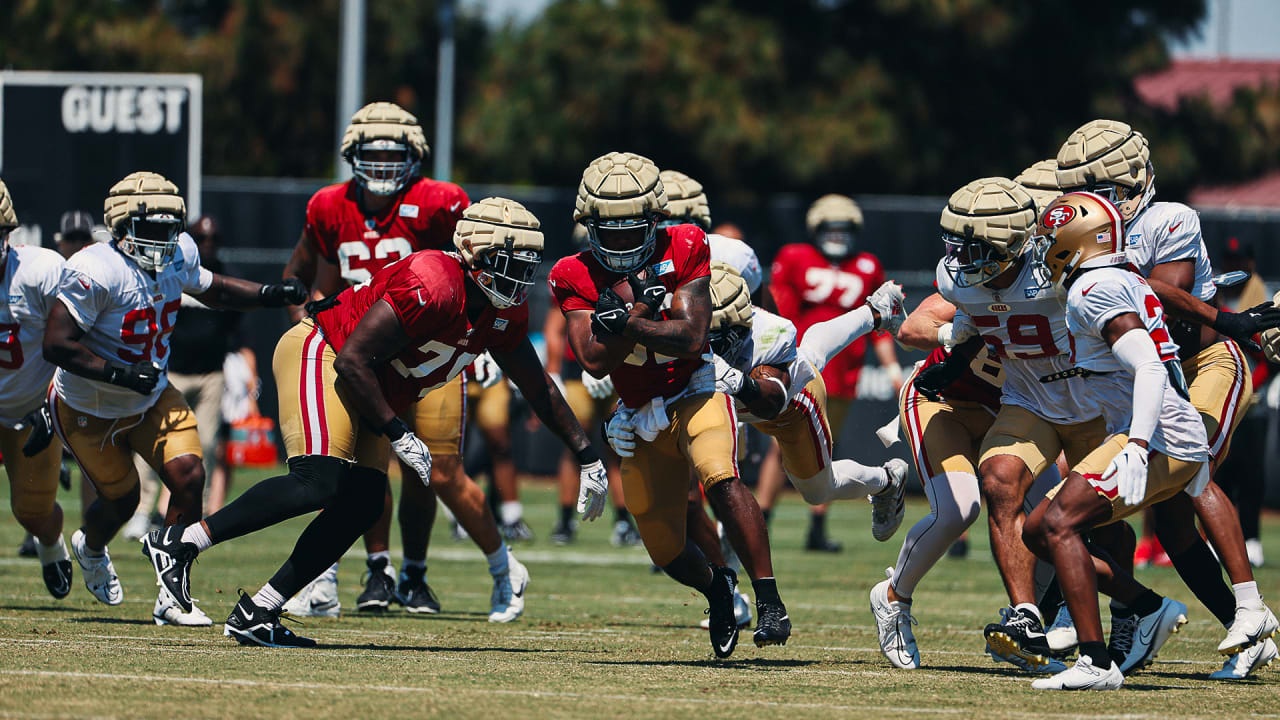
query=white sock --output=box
[797,306,876,369]
[367,550,391,564]
[822,459,888,501]
[1015,602,1043,623]
[487,542,510,576]
[35,535,70,565]
[500,501,523,526]
[1233,581,1263,608]
[253,583,286,612]
[181,523,213,552]
[889,471,980,599]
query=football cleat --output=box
[550,520,576,545]
[71,529,123,605]
[870,567,920,669]
[1111,597,1188,674]
[804,527,842,553]
[984,606,1054,670]
[610,519,643,547]
[141,525,198,613]
[753,598,792,648]
[154,588,212,626]
[870,459,909,542]
[1210,637,1278,680]
[704,566,740,659]
[701,588,752,630]
[488,553,529,623]
[1030,655,1124,691]
[356,556,397,612]
[224,591,316,648]
[42,558,73,599]
[1218,604,1278,655]
[283,563,341,618]
[397,565,441,614]
[1046,603,1079,657]
[499,519,535,543]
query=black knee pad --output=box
[287,454,349,507]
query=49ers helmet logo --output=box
[1044,205,1076,228]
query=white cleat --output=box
[489,552,529,623]
[700,589,753,629]
[1046,603,1078,656]
[70,529,123,606]
[1031,655,1124,690]
[1211,638,1278,680]
[121,512,152,542]
[870,459,909,542]
[1112,598,1188,674]
[870,567,920,669]
[154,588,212,626]
[1246,538,1264,568]
[1218,604,1279,655]
[282,563,341,618]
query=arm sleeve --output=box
[1111,328,1166,444]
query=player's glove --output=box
[712,355,746,396]
[18,404,54,458]
[472,351,504,389]
[603,412,637,458]
[305,293,341,316]
[582,372,614,399]
[384,417,432,486]
[627,270,667,316]
[936,314,977,349]
[912,352,967,402]
[105,361,162,395]
[1213,301,1280,352]
[1103,442,1149,506]
[576,459,609,522]
[259,278,308,307]
[867,281,907,335]
[591,287,630,336]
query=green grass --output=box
[1,467,1278,719]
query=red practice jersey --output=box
[314,250,528,414]
[770,243,886,398]
[305,177,470,285]
[549,225,711,409]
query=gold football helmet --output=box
[340,102,430,196]
[1055,119,1154,222]
[1014,159,1063,216]
[453,197,544,309]
[574,151,670,273]
[104,171,186,271]
[1031,192,1128,291]
[0,178,16,265]
[658,169,711,230]
[805,194,863,259]
[939,178,1038,288]
[709,260,753,357]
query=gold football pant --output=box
[1183,340,1252,464]
[1,423,62,525]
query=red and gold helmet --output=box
[1031,192,1127,291]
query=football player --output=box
[769,194,901,552]
[1013,159,1064,214]
[145,198,605,646]
[1055,120,1280,678]
[0,179,74,600]
[44,171,306,624]
[549,152,787,657]
[1022,192,1209,690]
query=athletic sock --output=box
[181,523,213,552]
[487,542,510,576]
[1169,540,1236,627]
[78,534,105,558]
[808,513,826,536]
[752,577,782,606]
[1233,581,1263,609]
[403,558,426,571]
[1014,602,1043,624]
[1130,589,1163,617]
[367,550,390,564]
[1079,640,1112,669]
[500,501,523,526]
[761,508,773,527]
[558,504,574,528]
[34,535,69,564]
[252,583,286,612]
[614,507,631,524]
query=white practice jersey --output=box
[53,234,214,418]
[936,257,1100,424]
[719,307,817,424]
[1066,267,1208,462]
[1125,202,1215,302]
[709,233,762,294]
[0,246,64,425]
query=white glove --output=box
[937,315,977,349]
[868,281,907,335]
[391,430,433,486]
[582,372,614,399]
[1102,442,1149,506]
[472,352,503,389]
[604,412,637,457]
[576,459,608,521]
[713,355,746,396]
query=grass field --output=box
[1,468,1277,719]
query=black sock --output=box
[1079,640,1111,669]
[1038,576,1064,622]
[614,507,631,524]
[761,508,772,527]
[558,504,574,528]
[1129,589,1163,617]
[752,578,781,606]
[205,455,347,544]
[1169,539,1236,627]
[808,513,826,536]
[661,542,712,593]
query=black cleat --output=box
[18,534,37,558]
[549,521,576,545]
[42,559,73,599]
[947,537,969,558]
[141,525,198,613]
[753,600,792,647]
[805,529,843,553]
[705,566,740,659]
[500,519,535,543]
[224,591,316,648]
[984,606,1054,670]
[356,556,396,612]
[396,565,441,614]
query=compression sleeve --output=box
[1111,327,1165,445]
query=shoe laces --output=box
[1109,615,1138,656]
[1003,607,1039,633]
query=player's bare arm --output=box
[619,275,711,358]
[492,338,592,458]
[565,307,639,378]
[282,230,338,322]
[897,292,957,350]
[43,300,114,382]
[192,273,305,310]
[331,298,411,432]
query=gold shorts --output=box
[1065,434,1204,523]
[563,379,616,429]
[1,423,62,522]
[1183,340,1253,463]
[752,377,832,482]
[273,320,388,470]
[467,379,510,434]
[979,404,1108,477]
[621,392,739,565]
[50,384,202,500]
[407,374,466,456]
[900,362,996,479]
